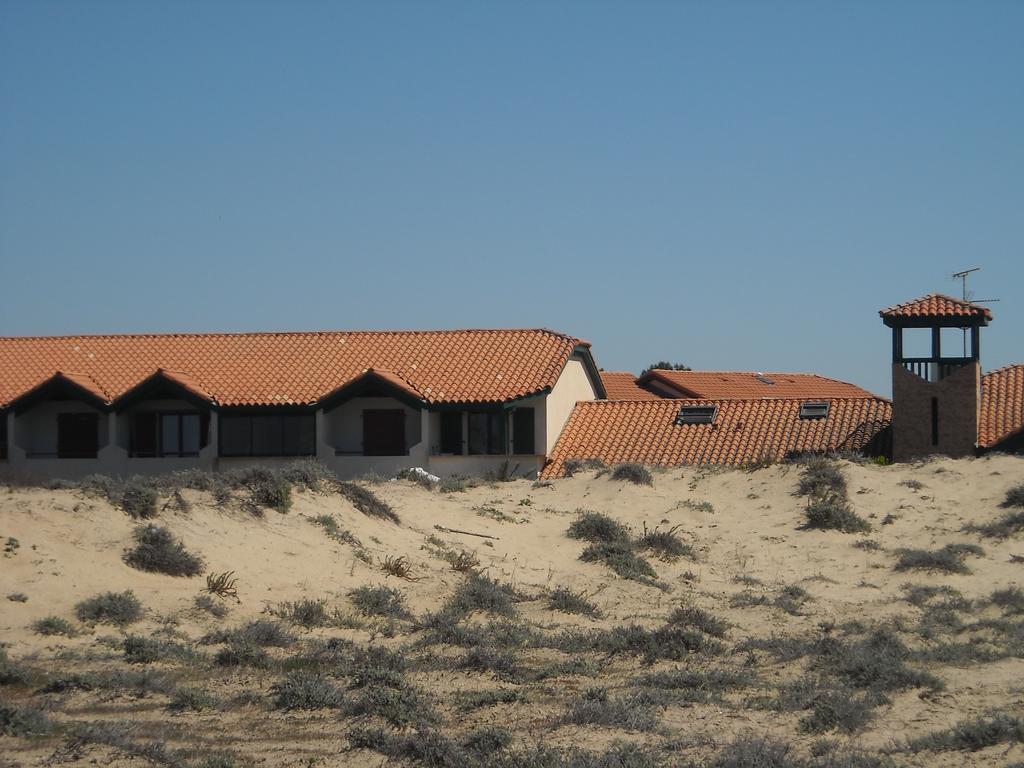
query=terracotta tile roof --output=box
[979,364,1024,448]
[599,371,662,400]
[879,293,992,321]
[0,329,588,408]
[638,370,879,400]
[541,397,892,477]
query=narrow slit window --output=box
[675,405,717,425]
[799,402,830,420]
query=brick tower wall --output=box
[891,362,979,461]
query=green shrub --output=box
[167,686,220,712]
[567,510,630,544]
[580,541,657,583]
[124,524,204,576]
[894,544,984,574]
[546,586,601,618]
[797,457,847,498]
[280,459,335,491]
[232,619,295,647]
[802,495,871,534]
[966,510,1024,539]
[666,605,729,638]
[636,524,694,561]
[991,587,1024,615]
[562,458,607,476]
[214,641,271,668]
[338,482,399,523]
[560,687,659,731]
[270,671,344,710]
[269,598,331,629]
[634,667,753,703]
[75,590,144,626]
[0,701,51,736]
[446,572,522,618]
[459,646,520,679]
[230,467,292,512]
[610,463,653,485]
[32,615,77,637]
[344,681,436,727]
[123,635,195,664]
[903,714,1024,752]
[349,585,411,620]
[1002,484,1024,509]
[455,688,522,712]
[797,687,880,734]
[120,479,159,519]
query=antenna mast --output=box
[951,267,999,357]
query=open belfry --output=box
[881,294,992,461]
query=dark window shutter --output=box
[132,413,158,457]
[512,408,535,455]
[440,411,462,454]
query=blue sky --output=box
[1,1,1021,397]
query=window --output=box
[131,412,202,457]
[363,409,406,456]
[754,374,776,385]
[440,411,462,454]
[57,412,99,458]
[512,408,535,455]
[0,413,7,460]
[468,411,505,455]
[675,406,717,425]
[219,412,316,457]
[798,402,830,420]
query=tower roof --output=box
[880,293,992,327]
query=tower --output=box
[880,294,992,461]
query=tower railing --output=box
[900,357,972,382]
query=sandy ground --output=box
[1,453,1022,766]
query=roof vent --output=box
[755,373,775,385]
[799,401,830,420]
[675,405,718,425]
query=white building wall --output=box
[544,354,599,454]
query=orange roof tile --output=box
[979,364,1024,448]
[0,329,589,408]
[599,371,662,400]
[879,293,992,321]
[541,397,892,477]
[638,370,879,400]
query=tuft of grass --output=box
[991,587,1024,615]
[459,646,520,679]
[775,584,812,616]
[123,635,196,664]
[580,540,659,584]
[232,467,293,512]
[446,572,523,618]
[379,554,419,581]
[801,495,871,534]
[567,510,630,544]
[903,714,1024,752]
[797,686,881,734]
[205,571,239,600]
[32,615,77,637]
[666,605,729,638]
[230,619,296,647]
[819,628,943,693]
[214,641,271,668]
[269,598,331,629]
[633,667,753,703]
[349,585,411,620]
[344,681,437,727]
[123,524,204,576]
[270,671,344,710]
[546,586,601,618]
[894,543,984,574]
[562,457,608,476]
[338,482,399,523]
[560,687,659,731]
[75,590,144,626]
[455,688,522,712]
[797,457,848,498]
[609,462,653,485]
[636,523,694,561]
[853,539,883,551]
[966,510,1024,539]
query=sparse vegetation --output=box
[32,615,77,636]
[270,671,344,710]
[311,513,362,546]
[580,540,659,584]
[636,523,694,561]
[567,509,630,543]
[338,481,399,523]
[562,457,607,476]
[75,590,144,626]
[119,478,160,519]
[966,509,1024,539]
[802,494,871,534]
[546,586,601,618]
[561,687,660,731]
[123,524,205,576]
[610,462,653,485]
[0,701,51,737]
[349,585,411,619]
[1002,484,1024,508]
[268,599,332,629]
[894,543,984,574]
[902,713,1024,752]
[797,457,847,498]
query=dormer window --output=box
[676,405,717,425]
[799,402,830,420]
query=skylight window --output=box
[755,373,775,385]
[799,402,830,420]
[676,405,718,425]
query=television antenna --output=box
[951,267,999,357]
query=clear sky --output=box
[1,1,1021,397]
